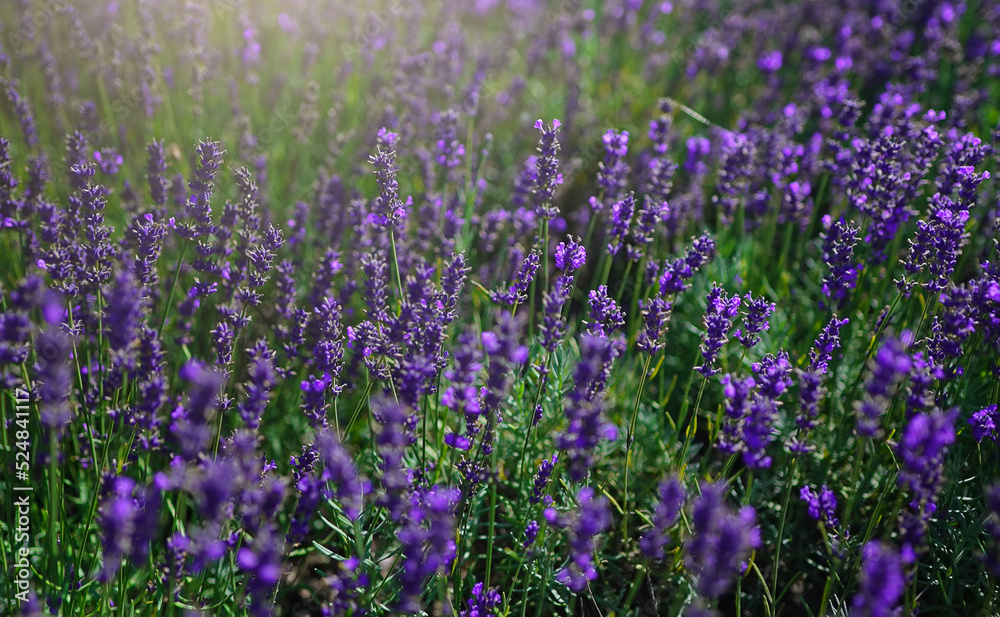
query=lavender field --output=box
[1,0,1000,615]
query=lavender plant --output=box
[0,1,999,616]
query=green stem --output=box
[389,230,405,310]
[623,354,652,541]
[770,459,798,603]
[158,240,189,338]
[485,445,498,586]
[621,561,649,613]
[47,429,60,592]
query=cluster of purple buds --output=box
[791,316,849,452]
[395,485,460,613]
[636,296,672,356]
[544,487,612,592]
[851,541,904,617]
[434,109,466,170]
[478,312,528,453]
[970,404,1000,443]
[902,191,972,294]
[639,477,685,560]
[530,454,557,505]
[820,216,861,308]
[658,233,716,296]
[735,292,775,349]
[370,128,405,228]
[94,148,123,176]
[532,119,563,221]
[712,131,754,225]
[896,407,957,516]
[696,286,741,378]
[856,334,913,438]
[179,140,224,241]
[627,195,669,260]
[555,334,619,481]
[542,237,584,352]
[685,482,761,599]
[606,192,635,256]
[799,485,838,527]
[591,128,630,210]
[491,248,540,306]
[586,285,625,337]
[442,332,484,451]
[460,582,501,617]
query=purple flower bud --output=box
[799,485,838,526]
[640,477,685,560]
[548,487,612,592]
[851,541,904,617]
[554,235,586,272]
[735,292,775,349]
[532,119,563,221]
[697,286,741,378]
[686,482,761,599]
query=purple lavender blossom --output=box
[396,485,460,613]
[370,128,404,228]
[725,352,791,469]
[372,394,416,520]
[799,485,838,526]
[556,334,619,481]
[98,476,138,582]
[640,477,685,560]
[851,541,904,617]
[970,405,999,442]
[545,487,612,592]
[897,407,957,515]
[530,454,557,504]
[491,248,540,306]
[479,312,527,453]
[685,482,761,599]
[903,192,971,293]
[434,109,466,170]
[735,292,775,349]
[554,235,586,272]
[179,140,224,241]
[172,360,225,459]
[3,79,38,147]
[443,332,484,449]
[532,119,563,221]
[36,293,73,433]
[586,286,625,336]
[315,429,364,520]
[697,286,741,378]
[524,519,540,548]
[94,149,123,176]
[592,128,630,209]
[857,335,913,438]
[637,296,673,356]
[658,233,716,296]
[712,131,754,225]
[541,275,573,352]
[606,192,635,256]
[628,195,669,260]
[461,582,501,617]
[820,216,861,308]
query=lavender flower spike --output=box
[532,118,563,221]
[370,127,404,228]
[851,541,904,617]
[735,292,775,349]
[697,286,741,378]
